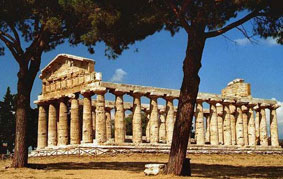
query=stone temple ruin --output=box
[32,54,282,156]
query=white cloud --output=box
[110,68,127,83]
[235,38,251,46]
[261,37,279,46]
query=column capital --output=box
[196,97,209,103]
[259,103,269,109]
[81,90,94,97]
[131,90,144,97]
[111,88,128,96]
[164,95,176,101]
[247,102,257,108]
[222,99,234,105]
[148,92,164,99]
[92,87,107,95]
[234,100,248,106]
[269,104,281,110]
[67,93,79,99]
[208,97,222,104]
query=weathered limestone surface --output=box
[223,100,232,145]
[165,97,175,144]
[247,103,256,146]
[242,105,249,146]
[96,90,107,144]
[254,106,260,145]
[114,91,126,144]
[37,105,47,149]
[209,100,219,145]
[92,108,96,139]
[204,113,210,144]
[70,98,80,144]
[105,108,112,140]
[144,164,165,176]
[82,93,93,143]
[58,100,68,145]
[159,110,166,143]
[259,104,268,146]
[217,103,224,145]
[229,104,237,145]
[149,96,159,143]
[235,104,244,146]
[222,79,251,98]
[270,104,280,147]
[48,103,57,146]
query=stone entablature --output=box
[35,54,281,151]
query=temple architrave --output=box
[33,54,282,155]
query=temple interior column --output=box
[37,104,48,149]
[149,95,159,143]
[132,91,143,144]
[165,96,174,144]
[242,105,249,146]
[92,106,96,139]
[48,103,57,147]
[235,102,244,146]
[70,95,80,145]
[114,90,126,144]
[82,92,93,143]
[58,98,69,146]
[216,103,224,145]
[229,104,237,145]
[195,99,205,145]
[95,88,107,144]
[259,103,268,146]
[247,103,256,146]
[223,100,232,145]
[145,110,150,143]
[204,113,210,144]
[159,109,166,143]
[270,104,280,147]
[105,107,112,141]
[254,105,260,145]
[209,99,220,145]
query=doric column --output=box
[113,89,126,144]
[229,104,237,145]
[165,96,175,144]
[48,103,57,146]
[132,91,143,144]
[247,102,256,146]
[145,110,151,143]
[204,113,210,144]
[70,95,80,145]
[159,108,166,143]
[149,93,160,143]
[259,103,268,146]
[195,98,205,145]
[223,100,233,145]
[37,104,48,149]
[235,101,246,146]
[92,107,96,139]
[254,105,260,145]
[82,92,93,143]
[242,105,249,146]
[105,107,112,141]
[269,104,280,147]
[95,88,107,144]
[216,103,224,145]
[58,98,69,146]
[209,98,220,145]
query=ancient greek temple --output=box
[33,54,282,156]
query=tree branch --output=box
[7,23,24,55]
[205,11,259,38]
[0,32,21,63]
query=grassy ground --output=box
[0,153,283,179]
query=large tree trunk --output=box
[166,26,206,175]
[12,55,41,168]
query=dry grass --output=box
[0,153,283,179]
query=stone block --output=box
[144,164,165,176]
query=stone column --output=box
[95,88,107,144]
[145,111,151,143]
[235,102,245,146]
[247,103,256,146]
[82,92,93,143]
[195,99,205,145]
[149,94,160,143]
[242,105,249,146]
[70,95,80,145]
[159,109,166,143]
[209,98,220,145]
[229,104,237,145]
[113,89,126,144]
[105,107,112,141]
[165,96,175,144]
[254,105,260,145]
[216,103,224,145]
[223,100,233,145]
[204,113,210,144]
[92,107,96,139]
[132,91,143,144]
[270,104,280,147]
[58,98,69,146]
[48,103,57,146]
[259,103,268,146]
[37,104,48,149]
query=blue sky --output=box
[0,25,282,138]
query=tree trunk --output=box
[166,26,206,175]
[12,55,41,168]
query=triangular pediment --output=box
[40,54,95,82]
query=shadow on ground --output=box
[29,162,283,178]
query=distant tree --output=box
[125,112,149,136]
[0,87,16,154]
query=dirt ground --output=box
[0,153,283,179]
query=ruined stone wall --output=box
[221,79,251,98]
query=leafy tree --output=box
[79,0,282,175]
[0,87,16,154]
